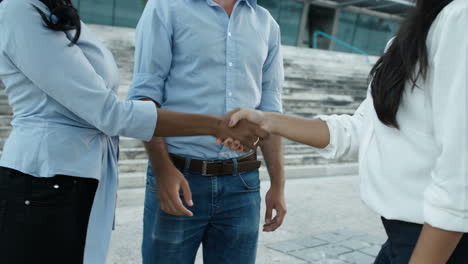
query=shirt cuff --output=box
[314,115,339,159]
[127,100,157,142]
[127,74,164,104]
[424,196,468,233]
[257,89,283,113]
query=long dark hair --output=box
[33,0,81,45]
[369,0,453,128]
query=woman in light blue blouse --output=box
[0,0,266,263]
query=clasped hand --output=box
[217,108,269,152]
[156,109,269,218]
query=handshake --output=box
[215,108,270,152]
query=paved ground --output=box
[107,175,386,264]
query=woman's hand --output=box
[228,109,270,132]
[217,109,271,153]
[219,108,331,152]
[215,117,269,152]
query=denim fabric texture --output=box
[142,161,261,264]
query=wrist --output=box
[153,160,177,176]
[264,112,278,134]
[270,180,285,193]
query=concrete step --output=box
[117,163,359,191]
[119,159,148,174]
[0,116,12,127]
[0,104,12,115]
[0,127,11,138]
[120,137,144,148]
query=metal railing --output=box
[312,30,369,61]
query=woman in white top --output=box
[0,0,265,263]
[225,0,468,263]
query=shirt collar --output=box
[198,0,257,11]
[242,0,257,10]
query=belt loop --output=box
[232,158,239,176]
[184,157,192,175]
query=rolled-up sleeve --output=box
[3,1,157,141]
[257,24,284,113]
[127,0,173,105]
[316,96,370,161]
[423,10,468,232]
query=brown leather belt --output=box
[170,152,261,176]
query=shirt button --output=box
[228,92,233,97]
[228,32,232,37]
[228,62,233,67]
[54,184,60,189]
[25,200,30,205]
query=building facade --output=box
[75,0,412,56]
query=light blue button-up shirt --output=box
[128,0,284,160]
[0,0,157,263]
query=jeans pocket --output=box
[28,178,75,208]
[238,171,261,191]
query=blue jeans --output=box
[374,218,468,264]
[142,160,261,264]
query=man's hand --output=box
[263,187,287,232]
[217,109,270,152]
[215,118,269,151]
[155,165,194,217]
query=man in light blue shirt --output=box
[128,0,286,263]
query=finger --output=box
[229,110,249,127]
[166,188,193,216]
[233,140,241,149]
[264,205,273,225]
[181,180,193,207]
[172,196,193,216]
[221,108,242,121]
[241,136,255,151]
[216,138,223,145]
[224,138,234,148]
[263,217,278,232]
[231,140,242,152]
[242,144,253,152]
[157,193,171,213]
[266,210,286,232]
[275,209,287,228]
[236,145,244,153]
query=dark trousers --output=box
[0,167,98,264]
[374,217,468,264]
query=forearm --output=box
[144,137,174,177]
[410,224,463,264]
[261,135,285,190]
[154,108,222,137]
[266,113,330,149]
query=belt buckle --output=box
[201,160,217,176]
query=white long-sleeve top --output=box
[318,0,468,232]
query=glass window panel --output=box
[114,0,146,27]
[334,11,357,53]
[258,0,303,46]
[278,0,304,46]
[76,0,114,26]
[334,10,401,56]
[257,0,280,20]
